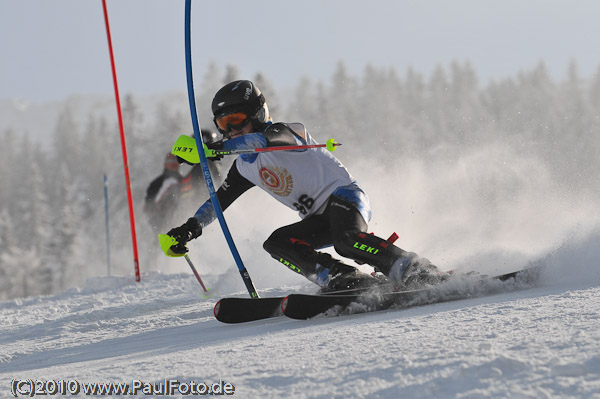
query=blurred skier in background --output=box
[165,80,443,291]
[146,130,224,233]
[178,129,223,203]
[144,153,183,232]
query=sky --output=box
[1,0,600,103]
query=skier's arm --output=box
[167,122,306,248]
[192,159,255,228]
[145,176,164,202]
[211,122,306,153]
[262,122,307,147]
[164,160,254,255]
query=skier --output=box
[144,153,183,231]
[165,80,442,290]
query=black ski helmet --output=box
[211,80,270,134]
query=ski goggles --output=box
[214,111,250,133]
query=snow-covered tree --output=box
[254,72,281,118]
[0,208,19,299]
[223,64,241,85]
[44,163,82,292]
[51,105,81,186]
[3,59,600,300]
[0,129,17,210]
[287,76,319,128]
[196,62,223,128]
[22,160,53,296]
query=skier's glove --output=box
[166,217,202,255]
[205,141,224,162]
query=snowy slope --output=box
[1,230,600,398]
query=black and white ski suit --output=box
[192,122,405,286]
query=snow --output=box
[1,229,599,398]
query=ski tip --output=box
[214,299,222,319]
[281,296,290,313]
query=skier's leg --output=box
[327,185,442,285]
[262,216,358,287]
[326,194,404,274]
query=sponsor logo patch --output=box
[259,166,293,197]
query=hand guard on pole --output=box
[160,217,202,257]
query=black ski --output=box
[281,270,529,320]
[213,275,387,323]
[213,268,539,323]
[213,296,284,324]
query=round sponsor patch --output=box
[259,167,293,196]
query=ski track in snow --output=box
[1,261,600,398]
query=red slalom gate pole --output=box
[101,0,141,282]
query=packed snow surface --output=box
[1,231,599,398]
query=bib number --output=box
[293,194,315,215]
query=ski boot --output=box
[388,252,449,289]
[317,261,387,293]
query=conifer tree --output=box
[25,161,53,295]
[52,105,80,180]
[46,163,81,292]
[0,129,17,209]
[0,208,19,299]
[223,64,241,85]
[197,62,223,128]
[254,72,281,118]
[287,76,318,128]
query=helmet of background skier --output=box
[211,80,270,134]
[164,153,180,172]
[201,128,219,144]
[188,129,219,143]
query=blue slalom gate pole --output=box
[183,0,259,298]
[104,174,111,276]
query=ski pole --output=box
[158,234,209,293]
[171,135,341,164]
[207,139,341,158]
[184,254,209,293]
